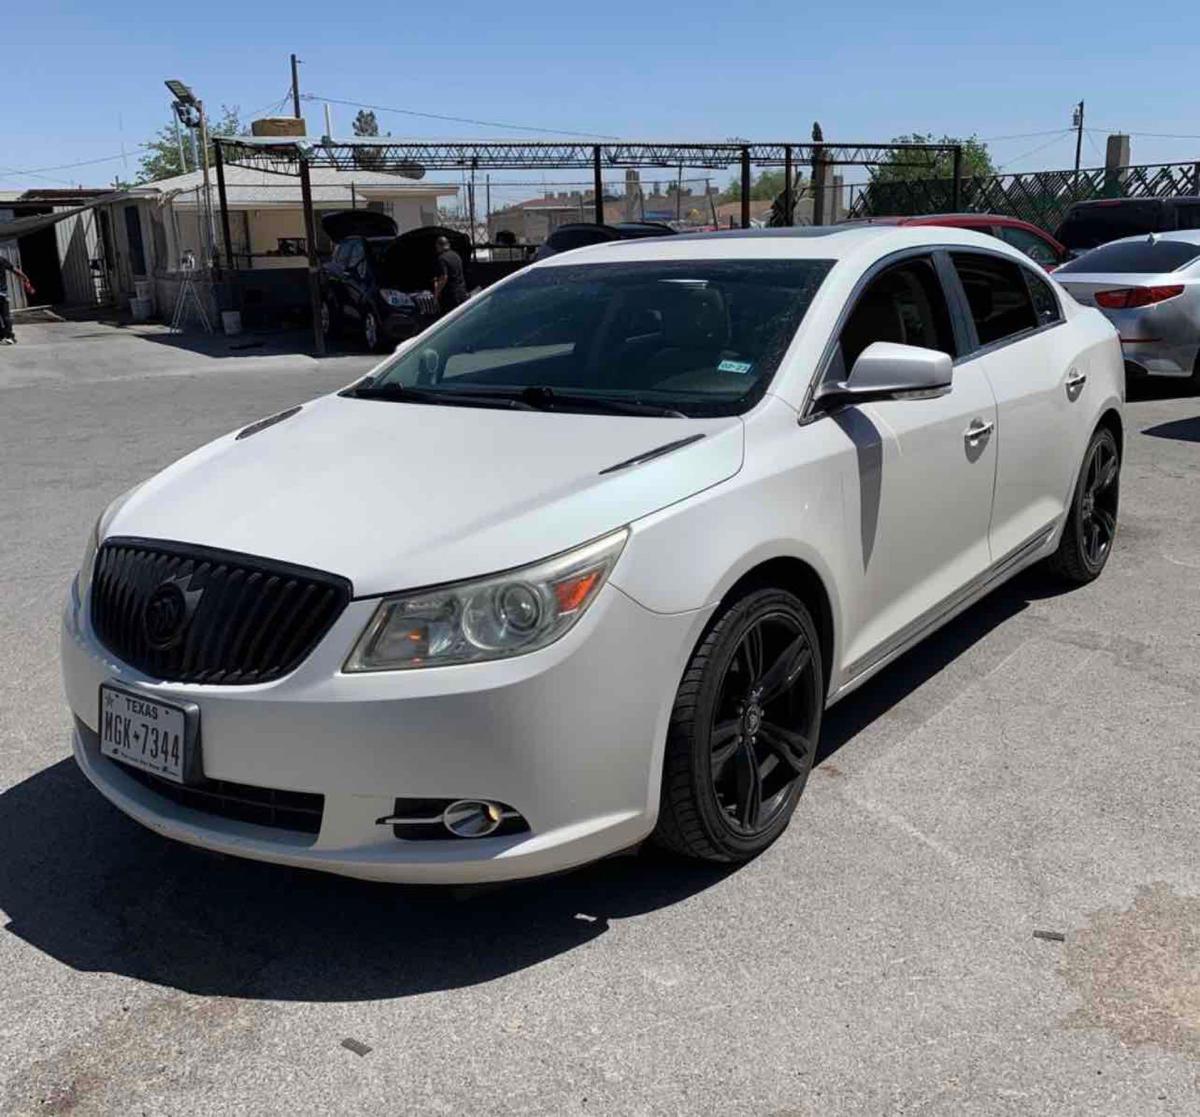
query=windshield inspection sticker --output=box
[718,359,754,375]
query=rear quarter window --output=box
[1056,240,1200,274]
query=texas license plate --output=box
[99,684,198,785]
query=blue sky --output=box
[4,0,1198,202]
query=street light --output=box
[164,79,196,105]
[164,78,216,270]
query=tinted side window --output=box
[999,225,1059,267]
[1025,270,1061,326]
[1173,204,1200,231]
[345,240,367,278]
[839,257,956,369]
[951,253,1037,347]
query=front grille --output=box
[115,760,324,835]
[91,539,351,684]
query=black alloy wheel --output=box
[1049,426,1120,584]
[654,588,823,863]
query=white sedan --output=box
[61,225,1124,883]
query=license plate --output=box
[99,684,199,785]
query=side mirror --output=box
[815,342,953,408]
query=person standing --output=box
[0,255,34,344]
[432,235,467,315]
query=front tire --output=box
[1048,426,1120,584]
[653,588,823,863]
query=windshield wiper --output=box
[345,382,684,417]
[513,386,686,418]
[343,383,535,410]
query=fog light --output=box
[442,799,505,838]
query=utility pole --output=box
[1073,100,1085,174]
[291,54,302,118]
[197,100,217,268]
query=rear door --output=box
[827,253,999,673]
[947,251,1080,561]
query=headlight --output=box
[345,530,628,672]
[379,288,416,310]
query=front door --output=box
[828,254,999,676]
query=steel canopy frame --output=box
[212,136,963,355]
[214,136,960,173]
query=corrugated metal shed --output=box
[54,206,102,305]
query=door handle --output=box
[1066,368,1088,393]
[964,418,994,444]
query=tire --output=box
[320,298,340,339]
[653,588,824,863]
[363,310,385,353]
[1048,426,1120,585]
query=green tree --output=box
[136,105,243,183]
[352,109,380,137]
[870,133,994,183]
[724,169,800,202]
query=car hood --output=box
[105,394,745,596]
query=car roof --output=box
[532,222,1027,268]
[1088,228,1200,249]
[849,212,1050,232]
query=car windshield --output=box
[358,259,833,417]
[1056,239,1200,274]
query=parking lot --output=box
[1,319,1197,1114]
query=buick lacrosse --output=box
[62,225,1124,882]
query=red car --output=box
[848,213,1069,270]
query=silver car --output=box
[1055,230,1200,386]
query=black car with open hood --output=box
[319,216,473,352]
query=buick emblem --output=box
[142,577,202,650]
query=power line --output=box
[1088,126,1200,141]
[996,129,1073,171]
[303,93,622,141]
[1083,129,1107,163]
[981,127,1072,143]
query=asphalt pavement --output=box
[1,320,1197,1115]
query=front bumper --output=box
[62,579,710,883]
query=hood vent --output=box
[236,406,302,441]
[599,433,706,476]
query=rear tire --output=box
[363,310,386,353]
[1048,426,1120,585]
[653,588,823,863]
[320,298,340,340]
